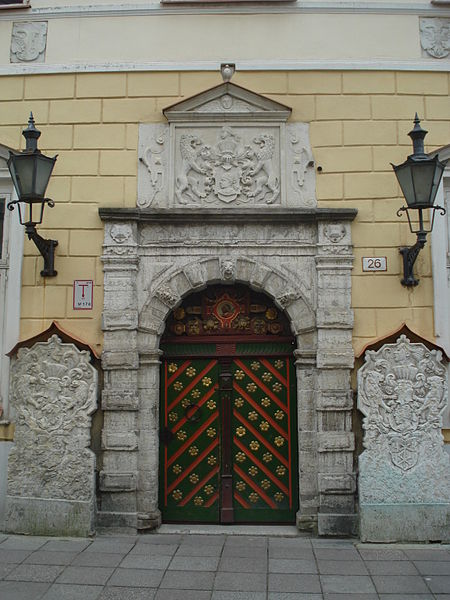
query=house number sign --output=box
[73,280,93,310]
[362,257,387,272]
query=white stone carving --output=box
[110,224,131,244]
[155,283,179,308]
[286,123,316,208]
[220,258,235,281]
[324,223,346,244]
[5,335,97,535]
[10,21,47,63]
[420,18,450,59]
[358,335,450,541]
[277,289,301,308]
[174,126,280,206]
[138,125,168,208]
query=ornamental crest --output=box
[420,18,450,59]
[358,335,447,472]
[175,126,280,205]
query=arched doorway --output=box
[159,284,298,524]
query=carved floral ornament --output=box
[358,335,447,473]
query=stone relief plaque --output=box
[10,21,48,63]
[137,84,317,209]
[173,125,281,206]
[5,335,98,535]
[420,17,450,59]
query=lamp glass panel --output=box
[13,154,35,198]
[34,154,56,198]
[394,163,415,206]
[411,162,435,208]
[429,161,446,206]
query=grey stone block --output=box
[317,559,368,575]
[155,591,211,600]
[414,560,450,574]
[212,593,266,600]
[0,564,15,579]
[56,566,115,585]
[42,539,91,552]
[181,534,225,545]
[72,553,124,567]
[160,569,215,590]
[268,573,321,593]
[268,595,323,600]
[425,576,450,594]
[268,559,317,573]
[214,572,267,592]
[108,568,164,588]
[0,535,49,550]
[0,580,50,600]
[168,556,220,571]
[404,548,450,561]
[313,547,361,561]
[323,595,379,600]
[176,544,223,556]
[365,560,419,575]
[99,587,156,600]
[377,596,434,600]
[222,545,267,558]
[119,554,171,570]
[0,548,33,563]
[83,541,135,554]
[6,564,64,582]
[41,583,103,600]
[357,547,408,561]
[128,543,178,556]
[224,536,267,547]
[138,534,182,544]
[24,551,78,565]
[320,575,377,594]
[372,575,431,594]
[218,556,267,573]
[269,546,315,560]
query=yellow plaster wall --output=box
[0,70,448,356]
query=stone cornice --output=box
[99,207,358,223]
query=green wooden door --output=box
[159,347,298,524]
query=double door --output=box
[159,345,298,523]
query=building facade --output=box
[0,0,449,537]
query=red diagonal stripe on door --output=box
[234,436,289,495]
[234,410,289,468]
[233,464,277,509]
[179,466,219,507]
[204,491,219,508]
[234,358,287,413]
[233,382,288,439]
[259,357,288,387]
[168,360,218,412]
[167,438,219,494]
[167,361,190,387]
[167,410,219,466]
[234,491,250,509]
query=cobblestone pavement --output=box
[0,531,449,600]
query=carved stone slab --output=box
[5,335,98,536]
[358,335,450,541]
[137,84,316,209]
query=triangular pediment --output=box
[163,82,292,122]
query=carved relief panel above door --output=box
[138,83,316,209]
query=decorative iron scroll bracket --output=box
[397,205,446,287]
[25,224,58,277]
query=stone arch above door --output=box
[139,254,316,344]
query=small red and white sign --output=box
[73,280,93,310]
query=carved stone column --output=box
[99,222,140,529]
[315,221,356,536]
[5,335,97,536]
[358,335,450,542]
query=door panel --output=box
[160,349,297,524]
[160,358,221,522]
[231,356,297,523]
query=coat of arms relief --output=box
[358,335,449,504]
[137,83,316,209]
[175,126,280,205]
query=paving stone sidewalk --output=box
[0,531,449,600]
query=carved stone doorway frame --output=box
[98,208,357,536]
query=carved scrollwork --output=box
[138,128,167,208]
[155,284,179,308]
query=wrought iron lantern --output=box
[392,114,447,286]
[7,113,58,277]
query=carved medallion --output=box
[420,18,450,59]
[10,21,47,63]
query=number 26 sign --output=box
[362,257,387,272]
